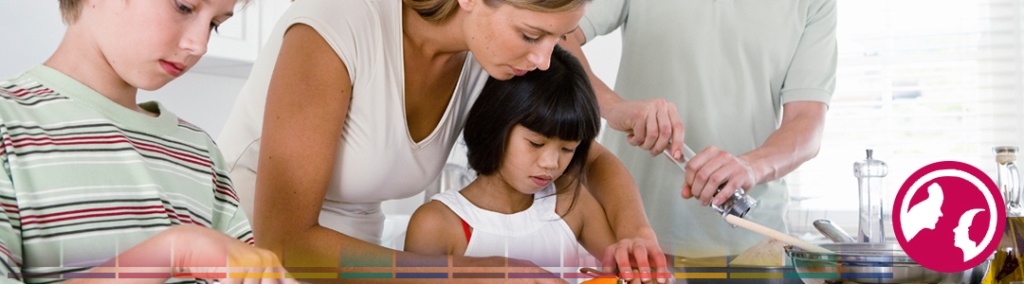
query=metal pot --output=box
[787,243,989,284]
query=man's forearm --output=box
[739,101,827,185]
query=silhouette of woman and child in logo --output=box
[902,181,989,263]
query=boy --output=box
[0,0,291,282]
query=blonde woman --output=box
[218,0,668,282]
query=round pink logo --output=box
[893,161,1004,272]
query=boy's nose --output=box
[181,24,210,56]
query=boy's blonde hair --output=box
[404,0,589,22]
[58,0,81,24]
[58,0,250,24]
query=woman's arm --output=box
[252,22,356,267]
[569,185,615,259]
[254,23,430,280]
[252,24,564,284]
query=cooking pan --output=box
[787,243,988,284]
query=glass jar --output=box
[989,146,1024,284]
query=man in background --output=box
[562,0,837,259]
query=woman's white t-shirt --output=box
[218,0,489,244]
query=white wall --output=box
[581,31,623,95]
[137,74,246,137]
[0,1,64,79]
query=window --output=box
[786,0,1024,237]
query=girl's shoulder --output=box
[410,200,463,229]
[406,200,468,255]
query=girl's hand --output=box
[601,238,670,284]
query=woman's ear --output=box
[457,0,477,12]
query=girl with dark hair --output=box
[404,47,617,280]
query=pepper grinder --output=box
[664,147,758,219]
[854,149,888,243]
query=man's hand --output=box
[681,146,758,206]
[602,98,685,159]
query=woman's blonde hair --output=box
[404,0,589,22]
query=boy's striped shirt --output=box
[0,66,253,283]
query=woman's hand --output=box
[602,98,685,158]
[601,237,670,284]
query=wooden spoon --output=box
[725,214,833,254]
